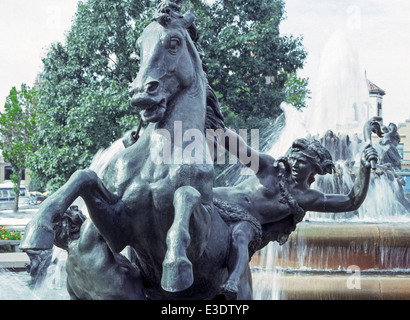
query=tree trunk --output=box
[12,169,22,213]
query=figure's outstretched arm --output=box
[210,128,274,174]
[307,145,378,213]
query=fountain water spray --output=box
[249,29,410,299]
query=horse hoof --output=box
[161,257,193,292]
[219,280,238,300]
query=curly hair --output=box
[285,138,335,184]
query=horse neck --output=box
[160,74,207,138]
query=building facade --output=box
[365,79,410,194]
[0,152,30,186]
[367,80,385,119]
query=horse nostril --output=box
[146,81,160,94]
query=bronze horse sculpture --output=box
[20,4,253,300]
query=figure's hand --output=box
[361,145,378,169]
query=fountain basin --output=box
[251,221,410,271]
[251,221,410,299]
[252,271,410,300]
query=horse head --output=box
[129,3,204,124]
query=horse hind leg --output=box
[220,222,256,300]
[161,186,201,293]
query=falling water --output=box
[250,30,410,299]
[0,248,69,300]
[2,27,408,298]
[304,29,370,137]
[89,138,126,177]
[28,247,69,299]
[0,268,36,300]
[258,28,410,223]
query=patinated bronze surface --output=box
[21,1,249,300]
[378,122,402,170]
[20,1,380,300]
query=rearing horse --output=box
[20,5,252,299]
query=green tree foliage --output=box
[0,85,37,211]
[30,0,156,190]
[31,0,309,190]
[191,0,308,125]
[283,70,311,110]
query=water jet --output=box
[249,30,410,300]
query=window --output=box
[4,166,12,180]
[0,189,8,198]
[4,166,26,180]
[377,102,382,117]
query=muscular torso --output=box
[213,160,306,225]
[102,125,214,214]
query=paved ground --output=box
[0,204,38,268]
[0,204,38,231]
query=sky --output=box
[0,0,409,125]
[280,0,410,125]
[0,0,79,107]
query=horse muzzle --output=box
[130,85,167,122]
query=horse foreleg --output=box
[20,169,98,250]
[20,169,128,253]
[161,186,201,293]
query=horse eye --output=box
[169,38,180,51]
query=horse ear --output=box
[182,7,195,28]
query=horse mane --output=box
[154,1,184,26]
[205,84,224,130]
[153,0,225,131]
